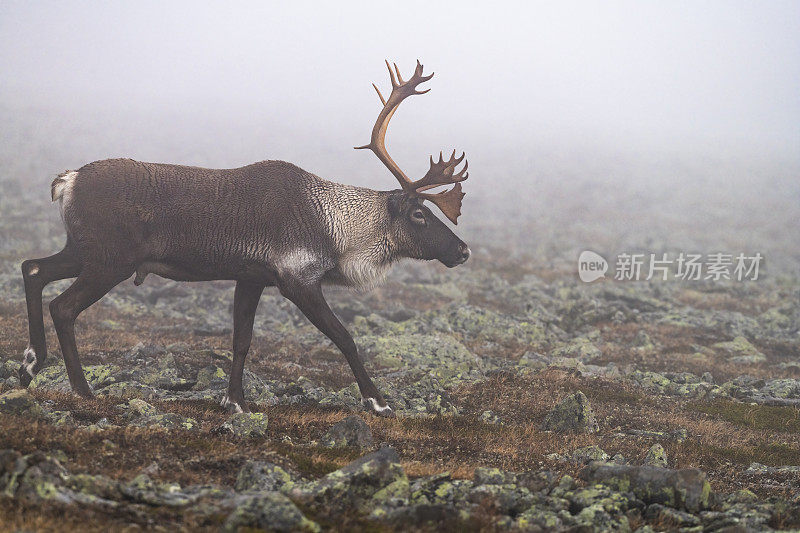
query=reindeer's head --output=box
[356,60,471,268]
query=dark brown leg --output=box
[19,246,81,385]
[49,268,132,398]
[279,279,393,417]
[222,280,264,413]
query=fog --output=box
[1,1,798,271]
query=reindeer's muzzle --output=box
[443,241,471,268]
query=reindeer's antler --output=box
[355,60,468,224]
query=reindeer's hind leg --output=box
[222,280,264,413]
[20,244,81,385]
[49,267,133,398]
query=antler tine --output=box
[354,60,436,190]
[412,150,469,192]
[371,83,386,106]
[385,59,399,88]
[393,63,404,85]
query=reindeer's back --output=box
[59,158,333,272]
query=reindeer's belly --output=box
[133,258,280,286]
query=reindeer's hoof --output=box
[18,347,38,387]
[363,397,395,418]
[18,368,32,387]
[221,394,247,414]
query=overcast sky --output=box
[1,1,798,179]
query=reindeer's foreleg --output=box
[222,280,264,413]
[279,278,393,417]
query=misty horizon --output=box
[2,1,799,171]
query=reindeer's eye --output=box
[410,209,427,225]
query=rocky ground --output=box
[0,153,799,531]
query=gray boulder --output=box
[541,391,599,433]
[643,443,668,468]
[217,412,269,438]
[235,461,298,493]
[321,415,373,448]
[292,447,406,513]
[580,463,712,512]
[130,412,198,431]
[223,492,320,532]
[0,389,44,418]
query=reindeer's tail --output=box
[51,170,77,202]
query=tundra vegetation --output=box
[0,110,798,531]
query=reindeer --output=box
[19,60,469,416]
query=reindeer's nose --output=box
[457,242,471,264]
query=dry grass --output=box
[2,368,797,506]
[0,272,798,530]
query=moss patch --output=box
[688,399,800,433]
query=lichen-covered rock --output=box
[134,353,190,390]
[746,462,800,474]
[550,337,602,362]
[627,370,672,394]
[623,428,687,442]
[292,447,406,513]
[0,451,101,506]
[124,398,159,418]
[356,304,552,351]
[541,391,599,433]
[130,412,197,431]
[66,473,123,502]
[571,445,609,464]
[97,381,160,400]
[358,333,479,377]
[373,373,464,417]
[712,336,766,364]
[580,463,712,512]
[217,412,269,438]
[366,475,411,513]
[223,491,320,532]
[644,503,700,527]
[473,467,517,486]
[467,482,534,516]
[193,365,227,391]
[321,415,373,448]
[12,452,71,503]
[318,383,361,410]
[43,410,75,427]
[409,472,472,506]
[371,503,465,529]
[0,389,44,418]
[565,483,630,514]
[235,461,297,493]
[121,473,193,506]
[430,305,551,349]
[30,363,118,393]
[643,444,668,467]
[3,375,20,389]
[515,503,565,531]
[552,483,634,531]
[761,378,800,399]
[0,360,18,379]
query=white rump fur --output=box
[51,170,78,216]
